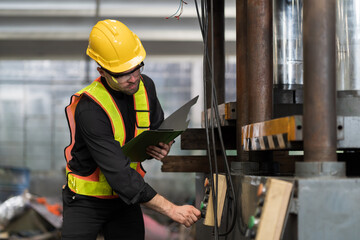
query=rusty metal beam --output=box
[213,0,225,105]
[205,0,225,108]
[236,0,249,161]
[247,0,273,124]
[246,0,273,165]
[303,0,337,162]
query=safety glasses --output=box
[102,62,144,82]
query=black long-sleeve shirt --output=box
[65,74,163,205]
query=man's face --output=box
[98,63,143,95]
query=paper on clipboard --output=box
[122,95,199,162]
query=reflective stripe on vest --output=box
[64,77,150,198]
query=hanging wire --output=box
[165,0,188,20]
[196,0,219,238]
[194,0,248,237]
[209,0,221,236]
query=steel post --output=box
[247,0,273,167]
[236,0,249,161]
[247,0,273,124]
[205,0,225,108]
[303,0,337,162]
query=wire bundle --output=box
[194,0,248,238]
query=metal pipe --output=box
[303,0,337,162]
[205,0,225,108]
[336,0,360,91]
[247,0,273,124]
[247,0,273,168]
[213,0,225,105]
[236,0,249,161]
[273,0,303,89]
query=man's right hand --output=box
[142,194,201,227]
[168,204,201,227]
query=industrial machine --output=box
[162,0,360,239]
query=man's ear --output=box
[97,67,106,77]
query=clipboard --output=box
[122,95,199,162]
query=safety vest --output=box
[64,77,150,198]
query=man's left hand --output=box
[146,141,174,160]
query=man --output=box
[62,19,201,240]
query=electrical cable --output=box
[195,0,216,237]
[209,0,220,236]
[204,1,219,238]
[195,0,218,238]
[212,81,241,236]
[206,12,248,239]
[196,1,217,238]
[194,0,248,237]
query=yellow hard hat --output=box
[86,19,146,73]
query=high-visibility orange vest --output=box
[64,77,150,198]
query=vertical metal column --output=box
[236,0,249,161]
[303,0,337,163]
[247,0,273,169]
[247,0,273,124]
[205,0,225,108]
[213,0,225,105]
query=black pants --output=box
[61,186,145,240]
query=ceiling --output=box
[0,0,236,59]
